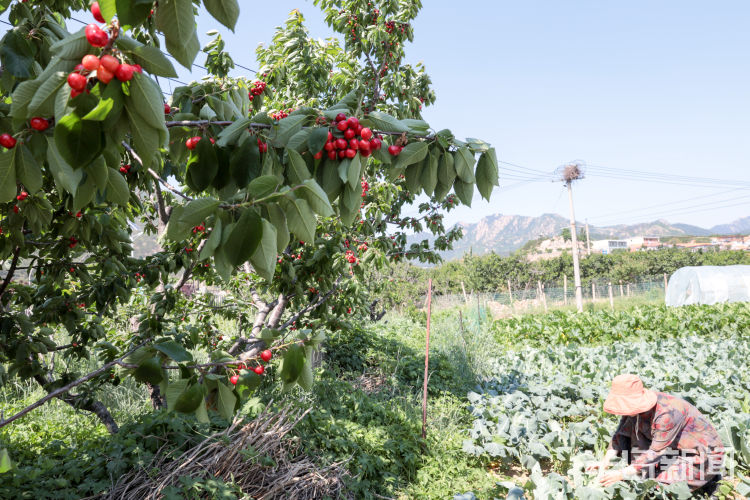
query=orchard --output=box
[0,0,498,458]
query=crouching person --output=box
[588,374,724,494]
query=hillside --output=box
[408,213,750,260]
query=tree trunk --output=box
[34,374,119,434]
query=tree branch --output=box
[0,246,21,301]
[122,141,192,202]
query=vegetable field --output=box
[462,303,750,499]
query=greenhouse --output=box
[665,265,750,306]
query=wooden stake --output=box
[507,279,513,305]
[564,275,568,305]
[461,281,468,304]
[421,279,433,442]
[619,280,624,297]
[627,283,631,297]
[592,282,596,302]
[663,273,668,292]
[541,283,548,312]
[608,282,614,310]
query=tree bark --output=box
[33,374,119,434]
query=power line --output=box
[586,164,750,189]
[594,196,750,226]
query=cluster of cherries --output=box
[192,224,206,234]
[1,117,50,150]
[344,249,359,265]
[248,80,267,100]
[68,236,78,249]
[118,163,132,174]
[270,108,293,120]
[229,349,273,384]
[316,113,382,161]
[361,180,369,197]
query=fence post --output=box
[627,283,631,297]
[619,280,624,297]
[608,282,614,310]
[663,273,668,292]
[461,281,468,304]
[564,275,568,305]
[507,279,513,306]
[421,279,433,444]
[592,282,596,302]
[540,282,548,312]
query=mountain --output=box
[408,214,750,260]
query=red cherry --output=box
[0,133,17,149]
[114,63,134,81]
[360,148,372,157]
[344,129,355,140]
[99,55,120,74]
[324,141,334,152]
[388,145,402,156]
[327,150,337,160]
[70,89,83,99]
[164,103,171,114]
[186,136,201,150]
[68,72,87,91]
[253,365,265,375]
[97,67,114,84]
[84,24,108,47]
[30,117,50,131]
[258,140,268,153]
[260,350,273,362]
[336,120,348,132]
[360,128,373,141]
[349,138,359,150]
[313,151,323,159]
[73,63,86,72]
[335,113,347,122]
[345,148,356,159]
[91,2,105,23]
[358,140,370,153]
[12,205,19,213]
[229,375,239,385]
[370,138,382,150]
[132,64,143,74]
[81,55,100,71]
[347,117,359,129]
[338,150,347,159]
[327,131,333,141]
[355,124,363,136]
[335,138,347,150]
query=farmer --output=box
[588,374,724,493]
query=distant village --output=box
[526,233,750,261]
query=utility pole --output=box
[585,220,592,256]
[557,162,585,313]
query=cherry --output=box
[345,148,357,159]
[229,375,239,385]
[12,205,19,213]
[324,141,334,152]
[164,103,171,114]
[327,150,337,160]
[84,24,108,47]
[97,67,114,84]
[360,127,373,141]
[186,136,201,150]
[99,55,120,74]
[0,134,17,149]
[388,145,402,156]
[327,131,333,141]
[336,120,349,132]
[68,72,87,91]
[132,64,143,74]
[73,63,86,73]
[355,124,363,136]
[91,2,105,23]
[335,113,347,122]
[346,117,359,129]
[30,117,50,131]
[344,128,355,140]
[260,350,273,362]
[313,151,323,159]
[253,365,265,375]
[114,64,134,82]
[70,89,83,99]
[338,150,347,159]
[349,138,359,150]
[258,140,268,153]
[360,148,372,157]
[81,55,100,71]
[358,140,371,153]
[335,138,347,150]
[370,137,382,150]
[16,191,28,201]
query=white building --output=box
[592,239,629,254]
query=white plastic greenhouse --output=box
[665,265,750,307]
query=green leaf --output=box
[229,136,261,188]
[307,127,329,155]
[97,0,116,21]
[73,175,96,211]
[9,79,41,120]
[404,161,423,194]
[82,97,115,121]
[126,108,161,168]
[420,152,438,196]
[280,344,305,384]
[270,114,306,148]
[267,203,289,253]
[203,0,240,31]
[453,178,474,207]
[134,357,163,384]
[249,219,277,281]
[128,73,169,132]
[116,36,178,77]
[0,29,34,78]
[185,138,218,191]
[223,209,263,266]
[298,354,313,390]
[0,448,13,474]
[476,150,499,201]
[181,198,220,227]
[395,142,429,170]
[112,0,152,26]
[438,151,456,186]
[199,218,223,261]
[49,28,89,60]
[0,150,16,203]
[155,0,200,69]
[154,340,193,362]
[28,71,67,117]
[346,153,361,189]
[54,113,103,168]
[248,175,279,199]
[363,111,410,133]
[165,379,189,409]
[287,149,311,184]
[299,179,334,217]
[216,117,251,147]
[46,136,82,194]
[174,383,204,413]
[281,198,316,243]
[14,145,42,194]
[217,382,237,421]
[337,158,350,184]
[454,147,476,183]
[105,167,130,205]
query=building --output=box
[592,239,629,254]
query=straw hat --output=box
[603,374,658,415]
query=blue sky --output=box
[73,2,750,229]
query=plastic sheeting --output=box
[665,265,750,307]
